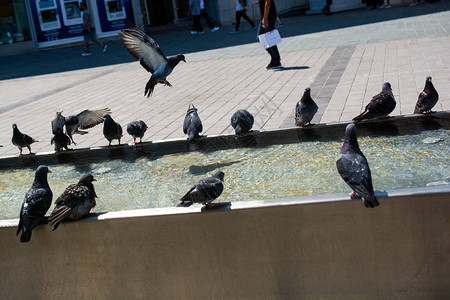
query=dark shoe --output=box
[266,62,282,70]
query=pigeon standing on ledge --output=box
[353,82,396,123]
[103,114,123,146]
[336,124,379,208]
[178,171,225,208]
[295,87,318,127]
[48,174,97,231]
[51,128,71,152]
[414,76,439,114]
[11,123,38,156]
[127,120,148,144]
[183,104,203,141]
[231,110,254,135]
[17,165,53,242]
[119,26,186,97]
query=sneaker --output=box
[190,31,198,35]
[385,5,390,8]
[250,26,256,31]
[266,62,282,70]
[81,52,92,56]
[211,27,220,32]
[275,23,283,29]
[229,29,239,34]
[103,45,108,53]
[197,31,205,35]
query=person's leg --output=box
[242,11,255,27]
[235,10,243,31]
[193,15,203,32]
[259,20,281,68]
[85,41,90,53]
[200,9,214,29]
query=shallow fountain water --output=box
[0,126,448,220]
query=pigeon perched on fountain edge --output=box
[231,109,254,135]
[118,26,186,97]
[336,124,379,208]
[127,120,148,144]
[183,104,203,141]
[178,171,225,207]
[48,174,97,231]
[11,123,38,155]
[103,114,123,146]
[414,76,439,114]
[51,128,71,152]
[295,87,318,127]
[353,82,396,123]
[17,165,53,242]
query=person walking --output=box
[230,0,256,34]
[321,0,333,15]
[189,0,219,35]
[259,0,281,69]
[80,2,107,56]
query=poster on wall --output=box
[96,0,134,32]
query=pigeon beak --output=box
[48,169,52,173]
[92,178,97,181]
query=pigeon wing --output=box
[76,108,111,130]
[119,27,168,74]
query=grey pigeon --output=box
[127,120,148,144]
[178,171,225,208]
[118,26,186,97]
[336,124,379,208]
[50,128,71,152]
[17,165,53,242]
[48,174,97,231]
[51,108,111,145]
[103,114,123,146]
[353,82,396,123]
[183,104,203,141]
[414,76,439,114]
[295,87,318,127]
[231,109,254,135]
[11,123,38,155]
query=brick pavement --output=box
[0,2,449,157]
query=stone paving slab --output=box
[0,2,449,157]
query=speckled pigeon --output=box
[231,109,254,135]
[183,104,203,141]
[118,26,186,97]
[48,174,97,231]
[11,123,38,156]
[336,124,379,208]
[103,114,123,146]
[295,87,318,127]
[17,165,53,242]
[51,108,111,145]
[414,76,439,114]
[353,82,396,123]
[51,128,71,152]
[127,120,148,144]
[178,171,225,208]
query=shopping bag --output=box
[258,29,281,49]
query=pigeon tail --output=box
[177,200,194,207]
[145,77,158,97]
[362,196,379,208]
[352,111,376,123]
[20,228,32,243]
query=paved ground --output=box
[0,1,449,157]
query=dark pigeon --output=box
[127,120,148,144]
[118,26,186,97]
[336,124,379,208]
[50,128,71,152]
[353,82,396,123]
[414,76,439,114]
[231,109,254,135]
[103,114,123,146]
[178,171,225,208]
[11,123,38,156]
[48,174,97,231]
[295,87,318,127]
[183,104,203,141]
[17,165,53,242]
[51,108,111,145]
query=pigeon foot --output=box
[349,190,357,197]
[163,80,172,87]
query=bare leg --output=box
[85,42,90,53]
[93,39,105,48]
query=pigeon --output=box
[414,76,439,114]
[295,87,318,127]
[11,123,38,155]
[48,174,97,231]
[336,124,379,208]
[183,104,203,141]
[17,165,53,242]
[50,128,71,152]
[51,108,111,145]
[353,82,396,123]
[127,120,148,144]
[231,109,254,135]
[103,114,123,146]
[118,26,186,97]
[178,171,225,208]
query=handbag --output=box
[258,29,281,49]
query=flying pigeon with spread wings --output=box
[119,26,186,97]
